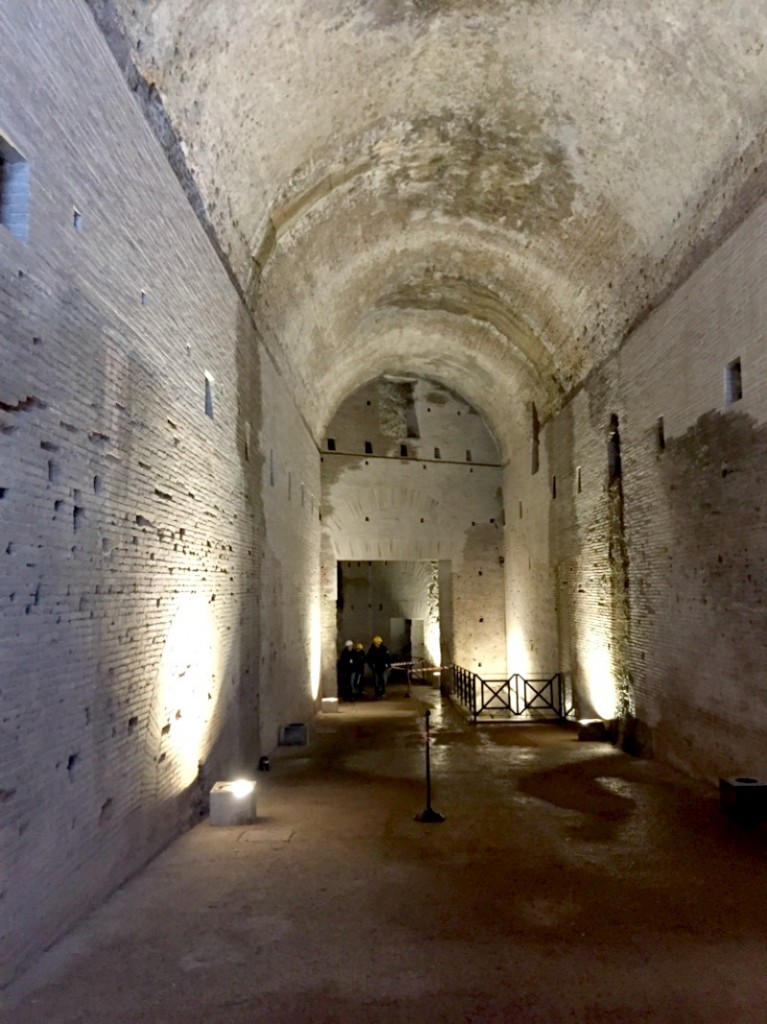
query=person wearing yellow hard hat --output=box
[366,635,391,699]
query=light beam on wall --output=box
[507,625,530,676]
[158,593,218,787]
[581,636,618,719]
[310,601,322,700]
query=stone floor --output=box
[5,684,767,1023]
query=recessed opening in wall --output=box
[531,402,540,475]
[0,136,30,243]
[551,475,557,499]
[466,450,472,462]
[244,420,251,461]
[204,372,214,418]
[725,358,742,405]
[400,444,408,457]
[576,466,582,493]
[519,501,523,519]
[73,208,83,232]
[364,441,373,454]
[140,290,149,306]
[434,447,441,459]
[327,438,336,451]
[608,413,622,482]
[656,416,665,452]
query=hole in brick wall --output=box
[0,136,30,243]
[128,716,138,733]
[466,450,472,462]
[608,413,622,482]
[73,208,83,232]
[365,516,369,521]
[0,487,6,499]
[725,358,742,405]
[140,290,149,306]
[552,475,557,499]
[32,336,41,346]
[364,441,373,454]
[54,499,63,512]
[479,617,484,622]
[577,466,582,492]
[478,570,483,575]
[93,475,102,495]
[66,753,79,773]
[531,402,540,475]
[327,437,336,451]
[73,505,85,531]
[420,517,424,523]
[366,400,371,406]
[400,444,408,457]
[434,447,441,459]
[204,372,214,418]
[99,798,113,822]
[161,723,171,736]
[656,417,666,452]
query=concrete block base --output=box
[209,781,257,827]
[321,697,339,713]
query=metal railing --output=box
[451,666,572,722]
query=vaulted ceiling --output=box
[89,0,767,448]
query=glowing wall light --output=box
[581,636,618,719]
[158,593,218,787]
[310,601,322,700]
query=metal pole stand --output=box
[415,709,445,823]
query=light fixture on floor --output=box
[209,779,257,826]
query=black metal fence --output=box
[451,666,572,722]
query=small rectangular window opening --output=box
[576,466,582,493]
[656,416,665,452]
[725,358,742,405]
[518,500,523,519]
[400,444,408,457]
[204,372,214,419]
[434,447,441,460]
[327,438,336,451]
[552,475,557,499]
[364,441,373,454]
[531,402,540,475]
[0,137,30,243]
[466,449,472,462]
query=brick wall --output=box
[321,378,506,688]
[508,198,767,780]
[0,1,318,984]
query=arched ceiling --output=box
[91,0,767,448]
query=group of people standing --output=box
[337,636,391,701]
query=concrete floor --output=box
[5,684,767,1023]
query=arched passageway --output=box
[4,0,767,988]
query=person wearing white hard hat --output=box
[337,639,356,701]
